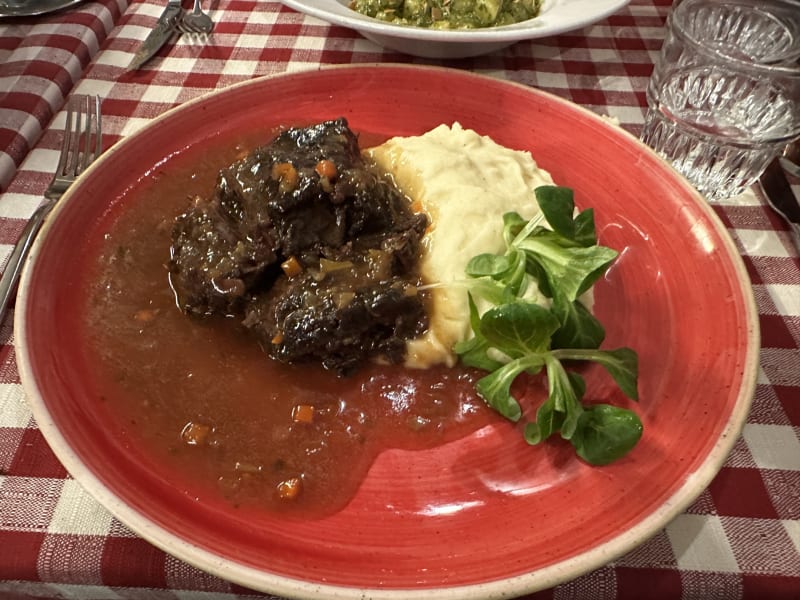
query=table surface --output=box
[0,1,798,599]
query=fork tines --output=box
[177,21,213,35]
[46,95,103,200]
[62,95,102,177]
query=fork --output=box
[0,94,103,323]
[178,0,214,35]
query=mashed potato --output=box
[365,123,555,368]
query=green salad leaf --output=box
[456,186,643,466]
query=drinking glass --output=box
[640,0,800,201]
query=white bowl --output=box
[281,0,632,58]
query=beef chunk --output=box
[244,271,427,375]
[168,119,428,374]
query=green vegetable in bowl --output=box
[349,0,543,29]
[455,186,643,466]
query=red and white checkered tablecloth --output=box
[0,0,130,191]
[0,1,798,599]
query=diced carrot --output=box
[281,256,303,277]
[271,162,299,192]
[277,476,302,500]
[292,404,315,423]
[271,331,284,345]
[315,159,337,180]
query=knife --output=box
[127,0,183,71]
[759,157,800,250]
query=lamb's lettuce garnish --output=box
[455,186,642,466]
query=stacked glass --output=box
[640,0,800,200]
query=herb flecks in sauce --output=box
[349,0,542,29]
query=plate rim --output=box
[0,0,84,18]
[15,64,760,599]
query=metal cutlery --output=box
[0,95,103,323]
[178,0,213,35]
[127,0,183,71]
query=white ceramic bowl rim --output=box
[280,0,632,43]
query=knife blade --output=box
[127,0,183,71]
[759,157,800,250]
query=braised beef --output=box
[169,119,428,374]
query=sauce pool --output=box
[81,128,496,518]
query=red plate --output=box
[16,65,759,598]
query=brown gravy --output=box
[82,130,495,517]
